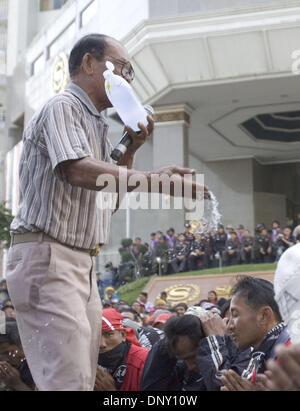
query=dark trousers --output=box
[240,249,253,264]
[222,251,239,266]
[170,257,187,273]
[187,254,208,271]
[255,252,273,264]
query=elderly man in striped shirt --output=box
[5,34,207,391]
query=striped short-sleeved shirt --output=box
[11,82,117,248]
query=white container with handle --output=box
[103,61,149,131]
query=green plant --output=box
[117,276,153,304]
[0,202,14,248]
[137,244,148,254]
[121,238,133,248]
[120,251,134,263]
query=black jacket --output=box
[242,324,290,381]
[212,233,227,253]
[253,234,271,253]
[140,334,251,391]
[171,240,190,259]
[189,239,208,255]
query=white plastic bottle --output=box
[103,61,149,131]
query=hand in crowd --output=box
[220,369,258,391]
[198,310,227,338]
[0,361,30,391]
[94,367,116,391]
[256,344,300,391]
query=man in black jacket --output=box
[253,228,273,263]
[221,276,290,391]
[170,233,190,274]
[140,307,251,391]
[240,230,254,264]
[187,233,209,271]
[212,225,227,267]
[152,235,170,275]
[222,232,240,266]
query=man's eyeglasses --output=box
[106,56,135,82]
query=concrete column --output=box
[190,156,256,234]
[129,104,194,237]
[153,104,192,169]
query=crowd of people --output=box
[1,252,300,392]
[97,220,299,290]
[1,219,300,392]
[147,220,298,272]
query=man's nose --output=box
[227,317,234,332]
[100,338,107,350]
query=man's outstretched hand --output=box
[150,165,210,200]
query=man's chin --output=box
[232,335,243,350]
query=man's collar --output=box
[66,82,108,124]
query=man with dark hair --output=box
[253,228,273,263]
[222,231,240,266]
[6,32,207,391]
[174,302,188,316]
[212,224,227,267]
[120,308,165,351]
[240,229,254,264]
[166,228,176,248]
[187,232,209,271]
[141,308,251,391]
[68,33,109,77]
[170,233,190,273]
[119,308,140,323]
[0,320,34,391]
[221,276,290,391]
[137,291,154,313]
[275,226,295,261]
[152,235,170,275]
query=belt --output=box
[10,232,102,257]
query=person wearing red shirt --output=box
[207,290,218,306]
[95,308,149,391]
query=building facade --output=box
[1,0,300,275]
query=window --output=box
[48,22,76,60]
[40,0,68,12]
[80,0,97,27]
[31,54,44,76]
[53,0,68,9]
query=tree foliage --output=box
[0,202,14,248]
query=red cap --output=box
[102,308,142,347]
[153,313,172,325]
[102,308,124,332]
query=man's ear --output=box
[81,53,94,76]
[120,329,127,342]
[257,306,273,327]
